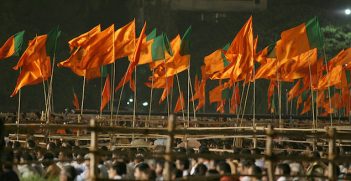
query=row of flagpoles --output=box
[0,16,351,129]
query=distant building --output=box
[169,0,267,12]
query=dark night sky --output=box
[0,0,350,114]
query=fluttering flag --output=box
[73,92,80,110]
[277,17,324,60]
[11,35,52,97]
[288,80,302,102]
[209,84,230,104]
[174,91,185,113]
[211,16,254,82]
[114,19,136,59]
[317,65,343,90]
[230,84,240,113]
[68,25,101,51]
[115,22,147,91]
[267,80,276,111]
[204,43,230,75]
[100,74,111,111]
[58,25,103,80]
[0,31,25,60]
[79,25,115,69]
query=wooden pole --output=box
[327,127,336,180]
[16,88,21,141]
[132,67,137,140]
[89,119,97,181]
[80,76,86,116]
[164,114,175,181]
[323,46,333,126]
[110,63,116,126]
[147,69,155,128]
[188,67,196,121]
[265,125,274,181]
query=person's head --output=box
[13,141,21,149]
[249,165,262,181]
[194,163,208,176]
[109,161,127,178]
[134,163,151,180]
[134,153,144,164]
[43,152,55,168]
[60,165,77,181]
[275,163,291,176]
[20,152,33,164]
[176,159,190,171]
[26,139,36,149]
[217,161,231,175]
[239,159,252,175]
[47,142,56,151]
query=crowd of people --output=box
[1,136,351,181]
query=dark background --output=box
[0,0,350,114]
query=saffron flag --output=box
[79,25,115,69]
[115,22,147,91]
[174,91,185,113]
[73,92,80,110]
[0,31,25,60]
[11,35,52,97]
[317,65,343,90]
[204,43,230,75]
[68,25,101,51]
[114,19,136,59]
[100,74,111,111]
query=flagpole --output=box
[188,66,196,122]
[240,80,251,126]
[46,37,59,123]
[80,75,86,116]
[116,63,131,124]
[147,69,155,128]
[253,68,257,148]
[16,85,21,141]
[132,67,137,140]
[187,66,191,127]
[323,46,333,126]
[100,70,103,118]
[110,30,116,125]
[307,52,316,129]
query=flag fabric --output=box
[79,25,115,69]
[174,91,185,113]
[0,31,25,60]
[230,84,240,113]
[277,17,324,60]
[267,80,276,111]
[300,95,312,115]
[204,43,230,75]
[11,35,51,97]
[212,16,254,82]
[100,74,111,111]
[68,25,101,51]
[317,65,343,90]
[136,33,172,65]
[46,26,61,57]
[209,84,229,104]
[73,92,80,110]
[288,80,302,101]
[114,19,136,59]
[58,25,104,80]
[115,22,147,91]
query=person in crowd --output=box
[109,161,127,180]
[60,165,77,181]
[134,162,152,180]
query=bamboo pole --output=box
[188,67,196,121]
[89,119,97,181]
[132,67,137,140]
[115,63,131,124]
[327,127,336,180]
[110,29,116,125]
[164,114,175,181]
[322,46,333,125]
[265,125,274,181]
[187,66,190,127]
[16,88,21,141]
[147,69,155,128]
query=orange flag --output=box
[114,19,136,59]
[288,80,301,101]
[230,84,240,113]
[267,81,276,111]
[100,74,111,111]
[73,92,80,110]
[57,48,101,80]
[115,22,147,91]
[79,25,115,69]
[218,16,254,82]
[317,65,343,90]
[159,77,174,104]
[209,85,224,104]
[11,35,51,97]
[174,91,185,113]
[68,25,101,51]
[300,95,312,115]
[0,31,24,60]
